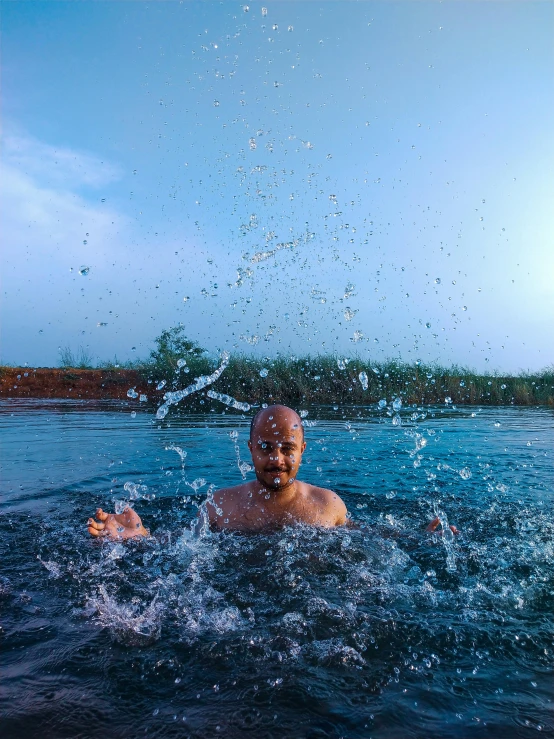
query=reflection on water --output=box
[0,401,553,738]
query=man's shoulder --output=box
[211,482,253,502]
[301,481,341,499]
[301,482,347,516]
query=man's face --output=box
[248,408,306,491]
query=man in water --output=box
[87,404,347,539]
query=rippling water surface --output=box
[1,400,552,738]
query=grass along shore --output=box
[1,356,553,407]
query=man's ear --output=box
[247,439,253,452]
[301,441,307,453]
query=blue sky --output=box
[2,1,553,371]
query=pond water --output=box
[1,400,553,738]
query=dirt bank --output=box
[0,367,152,400]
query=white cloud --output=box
[1,162,125,260]
[2,132,122,190]
[0,130,209,366]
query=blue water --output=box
[1,400,553,738]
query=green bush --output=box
[143,325,209,385]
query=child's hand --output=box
[87,507,149,540]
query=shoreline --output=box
[1,366,552,407]
[0,367,151,401]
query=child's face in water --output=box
[248,408,306,492]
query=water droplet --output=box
[97,322,108,327]
[343,283,356,299]
[343,307,357,321]
[462,306,468,311]
[445,396,452,404]
[79,266,90,276]
[273,477,280,485]
[139,394,147,402]
[127,387,138,399]
[378,399,387,409]
[392,414,402,426]
[500,383,507,389]
[131,411,137,418]
[156,380,166,390]
[213,100,220,107]
[183,296,190,302]
[259,368,269,378]
[459,467,472,480]
[243,4,249,11]
[261,7,268,16]
[177,358,187,368]
[358,371,368,391]
[249,138,257,150]
[425,322,431,328]
[435,278,441,284]
[392,397,402,412]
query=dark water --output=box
[1,400,553,738]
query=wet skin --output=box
[205,405,347,531]
[86,405,457,539]
[87,507,149,539]
[86,405,347,538]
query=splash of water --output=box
[88,585,164,646]
[37,556,62,579]
[229,429,252,480]
[433,504,457,573]
[156,351,230,419]
[206,390,251,412]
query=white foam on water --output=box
[88,585,164,646]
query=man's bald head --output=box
[249,404,304,443]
